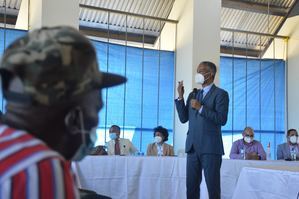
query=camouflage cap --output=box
[0,26,126,106]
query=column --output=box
[16,0,79,30]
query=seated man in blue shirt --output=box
[277,129,299,160]
[230,127,266,160]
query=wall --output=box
[285,16,299,132]
[263,16,299,133]
[173,0,194,152]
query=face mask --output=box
[195,72,210,85]
[71,108,98,161]
[244,136,253,144]
[289,136,298,144]
[195,73,205,84]
[154,136,163,143]
[109,133,118,140]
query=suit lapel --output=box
[284,143,290,158]
[152,143,158,155]
[202,84,216,104]
[163,144,167,156]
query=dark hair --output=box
[110,125,120,132]
[287,129,298,137]
[153,126,169,142]
[201,61,217,78]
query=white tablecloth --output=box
[232,167,299,199]
[73,156,299,199]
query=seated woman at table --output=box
[277,129,299,160]
[146,126,174,156]
[229,127,266,160]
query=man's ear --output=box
[64,107,81,134]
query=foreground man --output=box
[0,26,126,198]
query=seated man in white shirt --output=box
[107,125,138,155]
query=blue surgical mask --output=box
[72,127,97,161]
[70,107,98,161]
[109,132,117,140]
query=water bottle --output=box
[266,142,271,160]
[290,148,296,161]
[240,148,245,160]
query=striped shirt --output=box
[0,125,79,199]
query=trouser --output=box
[186,150,222,199]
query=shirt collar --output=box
[202,83,213,94]
[155,142,163,146]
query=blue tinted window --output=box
[220,57,285,159]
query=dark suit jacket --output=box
[175,84,229,155]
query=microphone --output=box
[191,88,198,99]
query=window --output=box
[91,41,175,153]
[220,56,285,159]
[0,29,175,154]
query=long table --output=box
[232,167,299,199]
[73,156,299,199]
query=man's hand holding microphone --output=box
[177,81,202,110]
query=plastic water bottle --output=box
[240,148,245,160]
[290,148,296,161]
[266,142,271,160]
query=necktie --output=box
[197,89,204,103]
[115,139,120,155]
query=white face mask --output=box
[154,136,163,144]
[195,73,205,84]
[195,72,211,85]
[244,136,253,144]
[289,136,298,144]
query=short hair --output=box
[153,126,169,142]
[243,126,254,134]
[110,125,120,132]
[287,129,298,137]
[200,61,217,77]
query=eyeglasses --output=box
[245,134,254,138]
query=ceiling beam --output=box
[79,26,157,44]
[221,45,261,57]
[261,0,298,57]
[0,14,17,25]
[79,4,178,24]
[222,0,289,17]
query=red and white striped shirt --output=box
[0,125,79,199]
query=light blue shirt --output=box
[199,83,214,113]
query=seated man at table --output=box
[107,125,138,155]
[277,129,299,160]
[146,126,174,156]
[230,127,266,160]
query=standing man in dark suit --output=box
[175,61,229,199]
